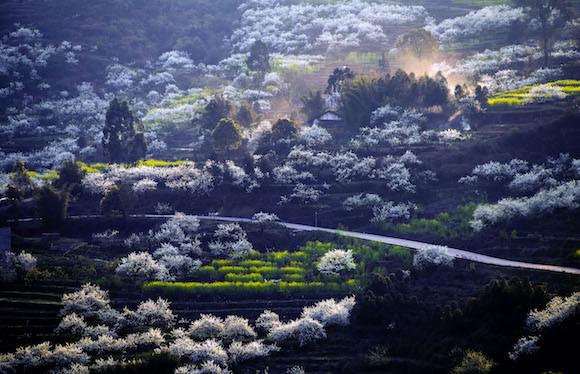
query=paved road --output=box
[13,214,580,275]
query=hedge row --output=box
[143,280,359,295]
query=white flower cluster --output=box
[118,213,203,281]
[266,295,355,347]
[297,124,332,147]
[343,193,383,211]
[426,6,527,44]
[5,250,37,273]
[232,0,428,53]
[509,291,579,361]
[435,40,576,79]
[343,193,415,223]
[350,111,425,149]
[509,336,540,361]
[525,84,567,103]
[1,285,355,373]
[82,162,215,195]
[461,154,578,193]
[301,296,356,326]
[208,223,253,258]
[116,251,172,281]
[471,180,580,230]
[477,68,562,94]
[317,249,356,276]
[412,245,454,270]
[252,212,280,223]
[371,201,416,223]
[526,292,580,332]
[0,26,80,100]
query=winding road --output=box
[12,214,580,275]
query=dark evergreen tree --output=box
[100,182,136,218]
[270,118,298,143]
[211,117,243,154]
[246,40,271,80]
[54,160,86,191]
[326,66,355,95]
[200,95,232,129]
[475,85,489,108]
[35,185,69,228]
[102,98,146,163]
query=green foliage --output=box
[387,246,412,259]
[395,28,439,59]
[216,266,245,275]
[35,185,69,227]
[144,280,358,295]
[41,169,60,182]
[341,69,449,127]
[137,159,189,167]
[383,203,477,240]
[54,160,86,190]
[84,162,110,173]
[452,350,494,374]
[249,266,278,277]
[488,80,580,106]
[211,117,243,153]
[326,66,355,95]
[10,160,32,192]
[300,241,334,258]
[224,272,263,282]
[211,259,235,267]
[282,274,305,282]
[458,277,547,337]
[102,98,146,163]
[100,182,137,218]
[270,118,298,143]
[239,259,271,267]
[246,40,271,77]
[279,266,306,275]
[200,95,232,130]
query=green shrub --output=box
[239,259,271,267]
[300,241,335,258]
[279,266,305,274]
[249,266,278,277]
[388,246,411,259]
[137,159,189,167]
[269,251,292,264]
[282,274,305,282]
[224,273,263,282]
[196,266,218,279]
[216,266,246,275]
[144,280,359,295]
[212,259,234,267]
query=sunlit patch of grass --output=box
[85,162,111,173]
[172,87,214,107]
[488,97,524,106]
[271,54,326,77]
[136,159,189,167]
[488,79,580,106]
[41,169,59,181]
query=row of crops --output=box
[488,80,580,106]
[144,241,382,295]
